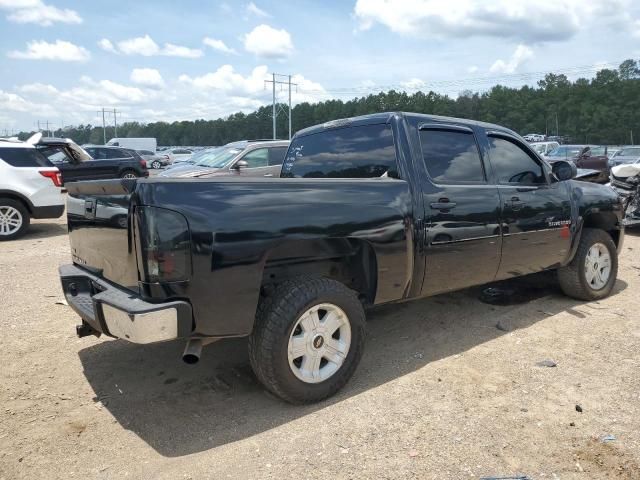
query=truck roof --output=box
[294,111,517,139]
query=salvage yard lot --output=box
[1,216,639,479]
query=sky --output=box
[1,0,639,133]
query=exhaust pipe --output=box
[182,339,203,365]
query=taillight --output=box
[140,159,147,169]
[39,170,62,187]
[135,206,191,283]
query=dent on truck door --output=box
[486,134,572,278]
[417,125,502,296]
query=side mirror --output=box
[233,160,248,170]
[552,160,577,181]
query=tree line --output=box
[19,59,640,147]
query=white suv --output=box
[0,137,64,240]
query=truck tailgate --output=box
[65,179,140,292]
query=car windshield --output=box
[531,144,546,154]
[618,147,640,156]
[194,147,242,168]
[547,146,581,157]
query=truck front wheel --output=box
[249,277,365,404]
[558,228,618,301]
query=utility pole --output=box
[100,108,106,144]
[113,108,118,138]
[264,73,297,140]
[272,73,276,139]
[631,130,634,146]
[555,111,559,136]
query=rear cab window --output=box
[0,147,53,167]
[419,128,486,183]
[282,124,398,178]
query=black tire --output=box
[0,198,30,241]
[119,170,139,179]
[558,228,618,301]
[151,161,162,169]
[249,277,366,404]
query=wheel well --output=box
[0,192,32,214]
[261,239,377,305]
[582,212,621,247]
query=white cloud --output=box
[8,40,90,61]
[179,65,269,95]
[353,0,632,43]
[468,65,479,74]
[489,44,534,74]
[162,43,203,58]
[111,35,202,58]
[244,24,293,58]
[98,38,117,53]
[117,35,160,56]
[246,2,270,17]
[633,19,640,38]
[401,78,426,90]
[0,0,81,26]
[203,37,237,54]
[130,68,165,88]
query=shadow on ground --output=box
[78,272,627,457]
[24,222,67,240]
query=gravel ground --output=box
[1,215,639,479]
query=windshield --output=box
[618,147,640,157]
[194,147,242,168]
[547,146,581,158]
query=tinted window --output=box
[105,148,130,159]
[282,124,397,178]
[241,148,269,168]
[489,137,545,184]
[268,146,287,166]
[138,150,154,155]
[0,147,53,167]
[419,129,485,183]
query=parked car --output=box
[159,140,289,178]
[531,141,559,156]
[59,112,624,404]
[38,143,149,183]
[0,135,64,240]
[163,148,193,163]
[545,145,609,179]
[524,133,545,142]
[137,150,170,169]
[107,137,157,152]
[608,146,640,168]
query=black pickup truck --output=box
[59,112,624,404]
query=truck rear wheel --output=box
[249,277,365,404]
[0,198,30,241]
[558,228,618,301]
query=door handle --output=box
[263,173,274,177]
[508,196,525,210]
[430,198,457,210]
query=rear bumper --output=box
[32,204,64,219]
[59,264,192,344]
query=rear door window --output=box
[419,129,485,183]
[268,146,287,166]
[105,148,130,159]
[0,147,53,167]
[282,124,398,178]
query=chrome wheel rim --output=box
[288,303,351,384]
[0,206,22,236]
[584,242,611,290]
[152,161,161,169]
[122,173,136,179]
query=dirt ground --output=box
[1,215,639,480]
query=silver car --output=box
[608,146,640,168]
[159,140,289,178]
[137,150,170,169]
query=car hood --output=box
[158,164,218,177]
